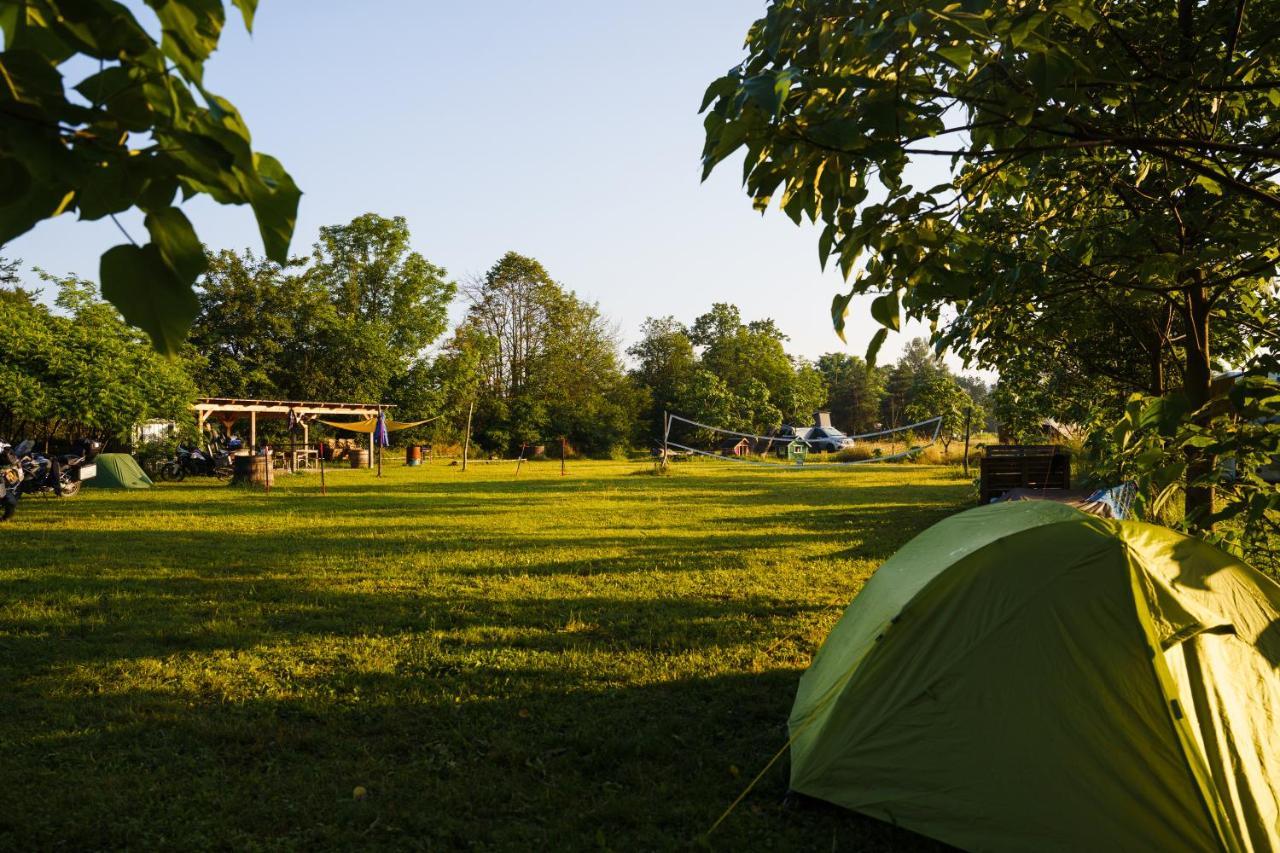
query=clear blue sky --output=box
[9,1,972,371]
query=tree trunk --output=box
[1183,285,1214,530]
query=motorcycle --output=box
[158,441,233,481]
[9,439,98,497]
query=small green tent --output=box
[791,501,1280,853]
[84,453,153,489]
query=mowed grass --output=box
[0,458,969,851]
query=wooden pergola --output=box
[192,397,392,468]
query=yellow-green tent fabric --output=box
[790,501,1280,852]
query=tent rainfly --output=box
[789,501,1280,853]
[84,453,153,489]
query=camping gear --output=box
[83,453,153,489]
[1001,480,1138,519]
[790,501,1280,853]
[979,444,1071,503]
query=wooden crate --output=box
[979,445,1071,504]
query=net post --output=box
[662,410,670,470]
[462,400,473,472]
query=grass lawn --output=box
[0,457,970,851]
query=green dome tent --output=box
[790,501,1280,853]
[83,453,153,489]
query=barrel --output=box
[230,453,273,487]
[406,445,422,466]
[350,448,370,468]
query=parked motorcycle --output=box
[158,442,233,481]
[9,439,98,497]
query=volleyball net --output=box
[662,414,943,468]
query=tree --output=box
[188,215,456,410]
[0,270,195,443]
[816,353,885,434]
[309,214,454,359]
[0,1,299,352]
[904,373,974,458]
[461,252,636,456]
[628,316,698,434]
[701,1,1280,529]
[687,302,825,429]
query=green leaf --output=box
[866,328,889,366]
[144,206,209,285]
[230,0,257,31]
[806,119,865,152]
[246,153,301,264]
[935,44,972,70]
[99,243,200,355]
[831,290,853,341]
[151,0,226,84]
[1195,174,1224,195]
[743,71,793,118]
[870,290,901,331]
[818,225,837,270]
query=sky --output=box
[8,1,979,375]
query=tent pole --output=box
[368,421,373,469]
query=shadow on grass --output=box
[0,466,968,850]
[0,665,953,852]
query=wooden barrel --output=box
[350,448,370,468]
[406,445,422,466]
[230,453,273,487]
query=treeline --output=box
[1,213,990,455]
[0,262,194,445]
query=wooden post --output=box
[250,410,257,453]
[962,407,973,476]
[515,443,526,477]
[289,411,296,474]
[462,400,474,472]
[560,436,566,476]
[367,425,374,470]
[319,429,327,496]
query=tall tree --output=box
[189,215,455,408]
[309,214,454,358]
[816,353,884,434]
[0,1,299,352]
[461,252,636,455]
[628,316,699,434]
[701,0,1280,528]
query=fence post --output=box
[962,407,973,476]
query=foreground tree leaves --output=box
[0,0,298,354]
[702,0,1280,531]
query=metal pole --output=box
[462,401,474,472]
[962,407,972,476]
[515,443,526,477]
[662,410,669,468]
